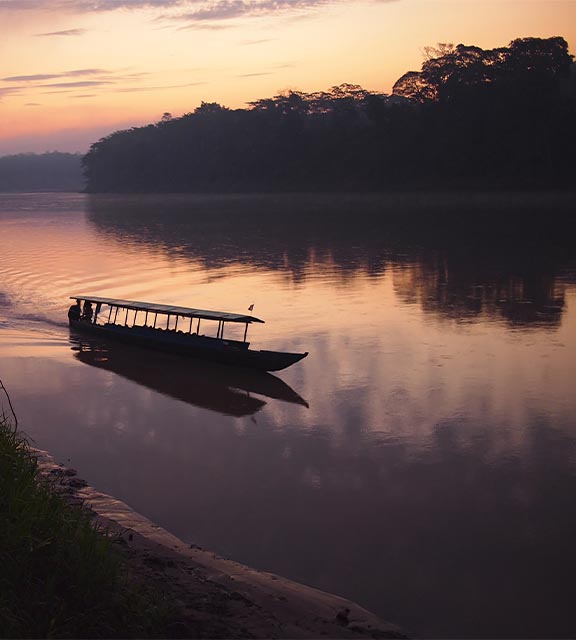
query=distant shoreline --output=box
[2,184,576,195]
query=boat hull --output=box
[69,320,308,372]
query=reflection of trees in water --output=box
[393,254,566,328]
[87,192,576,328]
[86,193,397,282]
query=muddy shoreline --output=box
[35,448,407,639]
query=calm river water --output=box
[1,192,575,638]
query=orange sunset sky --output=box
[1,0,575,155]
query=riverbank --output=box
[0,417,171,638]
[1,418,406,638]
[36,450,407,638]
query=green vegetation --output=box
[83,36,575,193]
[0,415,170,638]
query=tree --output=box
[194,102,229,115]
[393,37,573,104]
[503,37,573,78]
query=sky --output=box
[1,0,575,155]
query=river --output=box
[1,191,575,638]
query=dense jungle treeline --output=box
[0,152,84,192]
[82,37,576,193]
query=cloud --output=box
[35,28,87,36]
[0,86,24,99]
[173,0,333,23]
[0,0,188,12]
[2,69,109,82]
[175,21,233,31]
[0,65,186,100]
[39,80,114,89]
[160,0,402,30]
[114,81,207,92]
[236,71,272,77]
[0,0,376,19]
[0,0,401,32]
[85,0,183,9]
[241,38,274,45]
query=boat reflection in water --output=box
[70,334,309,418]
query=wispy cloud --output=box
[236,71,272,77]
[0,67,166,100]
[0,86,24,100]
[0,0,385,19]
[172,0,333,24]
[39,80,114,89]
[175,21,233,31]
[159,1,403,31]
[2,69,108,82]
[36,80,208,97]
[114,81,207,93]
[241,38,274,45]
[0,0,183,11]
[0,0,401,33]
[35,28,87,36]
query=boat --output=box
[68,295,308,372]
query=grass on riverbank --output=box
[0,415,172,638]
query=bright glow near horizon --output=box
[1,0,575,155]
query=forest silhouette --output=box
[82,37,575,193]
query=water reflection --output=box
[392,258,566,328]
[70,334,308,417]
[87,192,576,329]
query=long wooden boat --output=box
[68,296,308,372]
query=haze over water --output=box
[1,192,575,638]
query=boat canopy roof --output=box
[70,295,264,324]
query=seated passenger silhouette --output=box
[68,299,82,321]
[82,301,93,323]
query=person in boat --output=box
[68,299,82,321]
[81,300,94,323]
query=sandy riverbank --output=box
[35,448,407,639]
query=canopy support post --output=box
[243,322,249,343]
